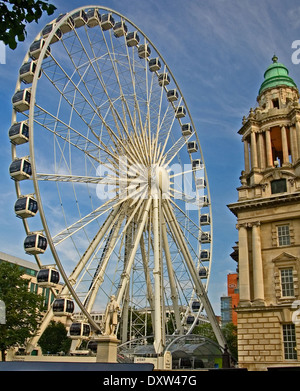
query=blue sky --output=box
[1,0,300,314]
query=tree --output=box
[38,321,71,354]
[0,0,56,49]
[193,321,238,361]
[0,262,44,361]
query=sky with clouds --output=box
[1,0,300,313]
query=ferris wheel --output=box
[9,6,225,354]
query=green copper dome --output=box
[258,55,298,95]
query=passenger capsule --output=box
[187,141,198,153]
[192,159,203,170]
[138,44,151,59]
[200,232,210,243]
[19,61,41,84]
[113,21,128,37]
[192,301,200,312]
[12,89,31,112]
[181,123,193,136]
[42,24,62,44]
[8,121,29,145]
[167,89,178,102]
[24,233,47,255]
[52,298,75,316]
[196,177,206,189]
[200,250,210,262]
[87,340,98,352]
[101,13,115,30]
[175,106,186,118]
[199,267,208,278]
[86,8,101,27]
[29,39,50,60]
[199,195,209,206]
[186,315,195,325]
[9,158,31,181]
[200,214,210,226]
[37,267,60,287]
[149,58,161,72]
[69,322,91,339]
[72,10,88,27]
[126,31,140,47]
[14,196,38,218]
[56,14,75,33]
[158,73,170,86]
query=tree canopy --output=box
[0,262,44,360]
[38,320,71,354]
[0,0,56,49]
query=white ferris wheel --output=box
[9,6,225,355]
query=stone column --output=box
[251,222,265,305]
[265,129,273,168]
[243,139,250,173]
[281,125,289,165]
[258,132,266,170]
[295,121,300,160]
[237,223,250,305]
[250,131,258,169]
[290,125,298,163]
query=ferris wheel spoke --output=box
[52,196,119,245]
[36,172,106,184]
[34,104,107,165]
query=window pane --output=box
[283,324,297,360]
[280,268,294,297]
[277,225,290,246]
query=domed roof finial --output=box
[272,54,278,63]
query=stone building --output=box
[228,55,300,370]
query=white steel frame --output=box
[10,6,226,354]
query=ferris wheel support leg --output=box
[163,200,227,350]
[161,217,183,335]
[116,198,152,310]
[26,308,54,353]
[152,195,164,355]
[140,234,155,323]
[67,206,122,289]
[85,214,125,314]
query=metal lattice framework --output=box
[9,6,226,354]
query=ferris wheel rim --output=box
[10,5,214,340]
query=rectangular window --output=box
[271,179,287,194]
[283,324,297,360]
[277,225,290,246]
[280,268,294,297]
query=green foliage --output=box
[38,320,71,354]
[0,0,56,49]
[193,321,238,360]
[0,262,44,360]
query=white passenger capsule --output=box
[101,13,115,30]
[9,158,31,181]
[24,233,47,255]
[86,8,101,28]
[12,89,31,112]
[14,196,38,218]
[8,121,29,145]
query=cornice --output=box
[227,192,300,216]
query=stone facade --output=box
[228,57,300,370]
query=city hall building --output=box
[228,56,300,370]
